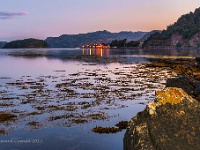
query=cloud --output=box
[0,11,29,19]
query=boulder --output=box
[193,83,200,96]
[124,87,200,150]
[165,76,194,95]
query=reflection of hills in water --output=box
[3,48,200,61]
[108,48,200,58]
[73,48,200,59]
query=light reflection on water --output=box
[1,47,200,59]
[0,48,196,150]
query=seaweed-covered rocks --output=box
[0,112,16,122]
[92,121,128,134]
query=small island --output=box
[3,38,48,49]
[0,42,7,48]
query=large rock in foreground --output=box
[124,87,200,150]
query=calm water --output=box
[0,48,198,150]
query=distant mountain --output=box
[45,30,148,48]
[4,38,48,49]
[143,7,200,49]
[0,42,7,48]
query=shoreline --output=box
[124,58,200,150]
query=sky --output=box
[0,0,200,41]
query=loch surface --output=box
[0,48,199,150]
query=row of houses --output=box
[82,43,110,49]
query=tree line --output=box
[109,39,140,48]
[146,7,200,41]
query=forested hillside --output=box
[143,7,200,48]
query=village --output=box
[82,43,110,49]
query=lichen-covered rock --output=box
[156,88,189,105]
[124,87,200,150]
[124,114,155,150]
[147,87,193,116]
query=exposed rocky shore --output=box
[124,58,200,150]
[144,32,200,49]
[143,33,200,49]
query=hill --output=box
[0,42,7,48]
[3,39,48,49]
[140,30,161,40]
[143,7,200,49]
[45,30,148,48]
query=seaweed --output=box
[0,112,16,122]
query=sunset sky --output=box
[0,0,200,41]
